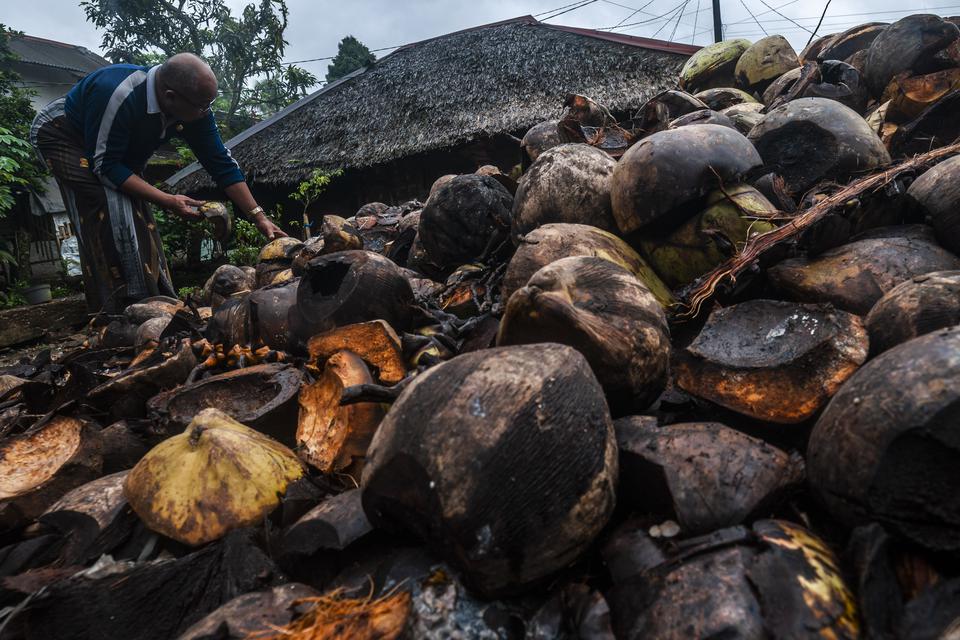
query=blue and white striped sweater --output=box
[63,63,244,190]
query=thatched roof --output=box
[168,16,698,193]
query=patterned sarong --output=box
[30,98,175,314]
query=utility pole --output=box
[713,0,723,42]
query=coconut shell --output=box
[521,121,562,164]
[256,237,304,288]
[124,297,183,324]
[721,102,764,135]
[502,222,674,307]
[512,143,617,237]
[906,155,960,254]
[247,279,299,350]
[258,236,303,263]
[294,250,414,344]
[679,39,751,92]
[735,35,801,93]
[611,124,762,234]
[306,320,406,384]
[199,201,232,242]
[134,316,169,353]
[768,229,960,314]
[87,339,197,418]
[606,519,859,639]
[0,416,103,529]
[497,256,670,412]
[798,32,836,63]
[178,583,320,640]
[297,351,384,475]
[805,60,869,113]
[693,87,758,111]
[818,22,887,63]
[748,97,891,194]
[888,88,960,157]
[280,489,373,575]
[361,343,617,597]
[124,408,304,546]
[808,326,960,553]
[644,89,709,120]
[147,363,302,443]
[636,184,779,289]
[418,174,512,269]
[669,108,737,129]
[615,418,804,533]
[884,68,960,123]
[864,14,960,97]
[201,264,254,310]
[674,299,868,423]
[40,470,129,537]
[761,66,804,106]
[864,271,960,355]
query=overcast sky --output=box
[5,0,960,82]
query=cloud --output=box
[6,0,958,84]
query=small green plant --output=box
[290,169,341,224]
[178,285,201,299]
[174,142,196,166]
[50,284,73,298]
[226,206,283,266]
[2,277,29,309]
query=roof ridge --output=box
[14,34,86,49]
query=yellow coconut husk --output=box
[258,236,303,263]
[124,408,304,546]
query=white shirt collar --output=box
[146,65,161,115]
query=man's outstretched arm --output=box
[224,181,286,240]
[119,174,204,220]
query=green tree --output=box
[247,65,315,117]
[0,26,45,220]
[80,0,316,130]
[325,36,375,83]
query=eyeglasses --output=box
[164,82,216,115]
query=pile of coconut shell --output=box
[4,13,960,639]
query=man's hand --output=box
[164,194,204,220]
[254,215,287,240]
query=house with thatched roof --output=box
[166,15,698,217]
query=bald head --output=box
[160,53,218,98]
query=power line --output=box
[692,0,702,43]
[807,0,833,46]
[601,0,702,30]
[650,2,690,38]
[602,3,710,30]
[757,0,813,34]
[541,0,600,21]
[534,0,594,16]
[723,0,801,26]
[610,0,660,29]
[669,0,692,41]
[739,0,769,36]
[281,43,405,66]
[724,3,960,27]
